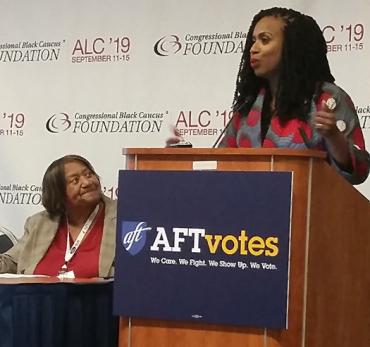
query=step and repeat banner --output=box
[1,0,369,237]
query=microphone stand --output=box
[212,110,236,148]
[212,97,253,148]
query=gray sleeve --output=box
[323,86,370,185]
[0,217,32,273]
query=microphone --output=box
[212,97,253,148]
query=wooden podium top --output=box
[123,147,326,159]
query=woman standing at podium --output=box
[0,155,116,278]
[218,7,369,184]
[167,7,370,184]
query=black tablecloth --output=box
[0,281,118,347]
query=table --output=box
[0,277,118,347]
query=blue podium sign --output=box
[113,170,292,329]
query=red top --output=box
[34,207,105,277]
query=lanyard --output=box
[64,204,100,265]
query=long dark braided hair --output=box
[233,7,334,122]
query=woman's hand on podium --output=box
[165,127,192,148]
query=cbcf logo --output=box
[154,35,182,56]
[46,112,71,133]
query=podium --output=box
[117,148,370,347]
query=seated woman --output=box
[0,155,116,278]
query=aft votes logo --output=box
[121,220,279,258]
[121,221,151,255]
